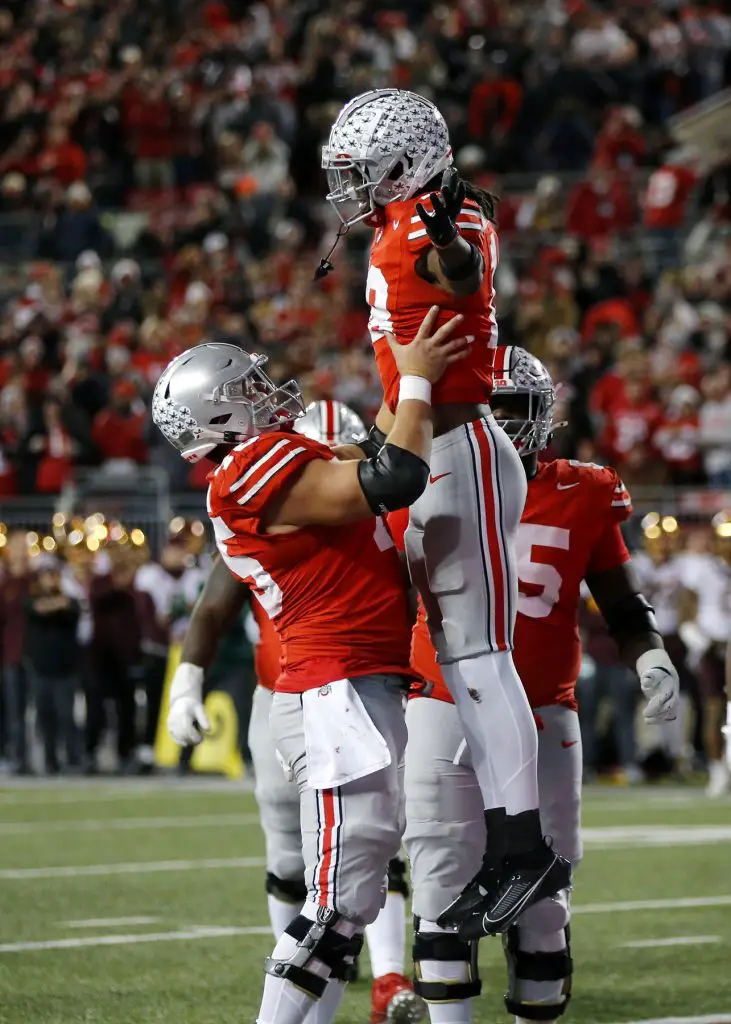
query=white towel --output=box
[302,679,391,789]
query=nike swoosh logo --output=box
[557,483,579,491]
[429,472,451,484]
[561,740,578,748]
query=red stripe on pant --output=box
[325,401,335,444]
[472,419,508,650]
[317,789,336,907]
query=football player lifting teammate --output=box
[322,89,568,929]
[165,400,424,1024]
[151,309,466,1024]
[388,348,679,1024]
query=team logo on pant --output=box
[467,688,482,703]
[318,685,332,697]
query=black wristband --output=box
[438,242,482,281]
[355,424,387,460]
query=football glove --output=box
[636,649,679,723]
[415,168,466,248]
[167,662,210,746]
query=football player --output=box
[323,89,566,930]
[169,401,424,1024]
[388,348,679,1024]
[151,309,465,1024]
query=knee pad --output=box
[387,857,409,899]
[503,924,572,1021]
[412,920,482,1003]
[266,872,307,905]
[265,909,364,998]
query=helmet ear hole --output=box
[210,413,232,425]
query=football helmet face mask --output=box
[294,400,366,448]
[152,343,304,462]
[322,89,453,228]
[491,346,556,456]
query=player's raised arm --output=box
[586,559,679,723]
[415,169,485,297]
[167,557,248,746]
[724,639,731,770]
[264,308,469,530]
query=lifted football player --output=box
[323,89,568,931]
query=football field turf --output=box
[0,780,730,1024]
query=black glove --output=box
[415,168,466,248]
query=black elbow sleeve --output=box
[357,443,429,515]
[603,592,659,648]
[355,424,388,460]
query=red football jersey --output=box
[207,431,413,693]
[252,597,280,692]
[368,194,499,411]
[389,460,632,710]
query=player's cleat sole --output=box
[435,867,498,929]
[370,973,426,1024]
[458,849,571,939]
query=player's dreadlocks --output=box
[463,179,499,224]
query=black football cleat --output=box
[458,846,571,940]
[436,866,498,929]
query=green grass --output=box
[0,781,730,1024]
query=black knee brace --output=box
[412,919,482,1003]
[503,925,573,1021]
[266,872,307,905]
[265,908,364,998]
[387,857,410,899]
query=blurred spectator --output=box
[91,380,148,466]
[36,125,87,188]
[698,365,731,487]
[24,558,81,775]
[46,183,112,263]
[87,546,142,774]
[566,172,636,239]
[0,532,32,774]
[654,385,703,485]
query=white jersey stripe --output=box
[236,447,307,506]
[408,228,429,240]
[229,438,291,493]
[456,221,483,232]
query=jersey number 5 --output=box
[516,524,570,619]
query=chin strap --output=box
[314,223,349,281]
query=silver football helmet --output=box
[293,400,366,448]
[322,89,453,227]
[152,343,304,462]
[491,346,555,455]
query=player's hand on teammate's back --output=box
[415,167,466,248]
[386,306,471,384]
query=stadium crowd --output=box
[1,0,731,496]
[0,2,731,786]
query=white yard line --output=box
[620,935,720,949]
[584,825,731,848]
[63,917,160,929]
[0,779,254,805]
[0,925,271,954]
[574,894,731,915]
[615,1016,731,1024]
[0,856,265,880]
[0,813,259,836]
